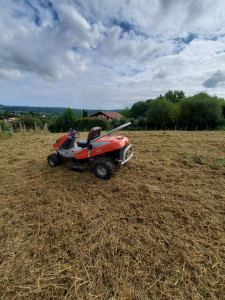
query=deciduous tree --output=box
[147,98,180,129]
[130,101,149,118]
[179,94,223,129]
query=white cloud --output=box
[0,69,22,81]
[0,0,225,109]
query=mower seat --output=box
[77,127,102,148]
[77,138,88,148]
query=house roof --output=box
[91,111,123,120]
[8,117,20,121]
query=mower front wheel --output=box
[92,158,115,179]
[47,153,61,167]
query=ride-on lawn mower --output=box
[47,122,133,179]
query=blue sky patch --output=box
[175,33,198,45]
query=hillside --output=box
[0,104,120,116]
[0,130,224,299]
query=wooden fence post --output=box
[19,122,23,132]
[43,123,48,133]
[35,121,38,133]
[10,123,13,134]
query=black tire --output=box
[47,153,61,167]
[92,158,115,179]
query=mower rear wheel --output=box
[47,153,61,167]
[92,158,115,179]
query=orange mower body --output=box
[47,123,133,179]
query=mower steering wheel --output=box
[68,128,79,137]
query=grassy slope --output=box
[0,131,224,299]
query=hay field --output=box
[0,130,224,299]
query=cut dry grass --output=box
[0,130,225,299]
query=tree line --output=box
[1,91,225,132]
[120,91,225,130]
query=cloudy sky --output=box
[0,0,225,109]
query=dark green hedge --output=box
[74,118,110,131]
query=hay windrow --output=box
[0,131,224,299]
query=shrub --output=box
[119,117,128,126]
[111,118,120,129]
[0,121,10,131]
[20,115,42,129]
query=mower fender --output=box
[75,136,129,160]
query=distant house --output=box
[7,117,20,124]
[90,111,123,121]
[7,118,20,123]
